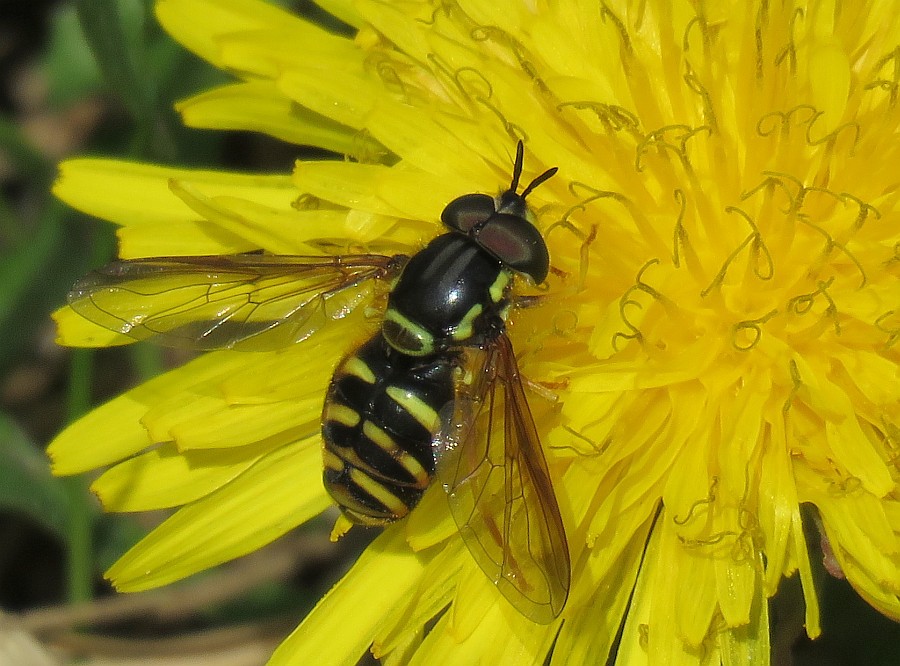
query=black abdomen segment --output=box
[322,333,456,525]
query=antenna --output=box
[510,140,557,199]
[509,140,525,193]
[521,166,558,199]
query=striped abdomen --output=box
[321,333,456,525]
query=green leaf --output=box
[75,0,152,122]
[0,115,50,180]
[0,411,70,537]
[43,4,104,108]
[0,202,65,372]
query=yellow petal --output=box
[168,399,319,450]
[155,0,307,69]
[277,65,375,131]
[797,464,900,584]
[140,342,340,450]
[410,599,556,666]
[312,0,362,29]
[54,158,294,232]
[373,541,464,657]
[840,550,900,620]
[48,350,252,474]
[404,484,457,551]
[117,219,259,256]
[756,424,797,595]
[53,305,133,347]
[717,584,771,666]
[166,179,310,255]
[108,436,327,591]
[557,519,650,664]
[616,517,718,666]
[91,438,276,511]
[177,81,380,157]
[791,499,822,639]
[293,160,460,224]
[447,560,498,642]
[270,527,436,666]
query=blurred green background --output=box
[0,1,896,664]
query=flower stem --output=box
[63,348,95,603]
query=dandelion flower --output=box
[50,0,900,664]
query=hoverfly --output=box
[66,141,570,623]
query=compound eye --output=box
[441,193,496,233]
[475,214,550,283]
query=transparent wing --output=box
[67,253,403,351]
[437,334,570,623]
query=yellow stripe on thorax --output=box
[383,308,435,355]
[489,270,510,303]
[451,303,483,341]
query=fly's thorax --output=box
[383,234,514,356]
